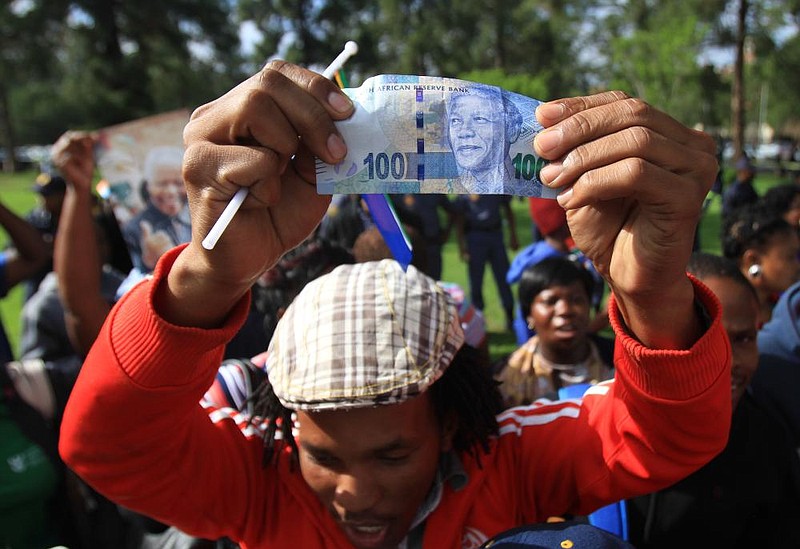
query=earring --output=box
[748,264,762,278]
[526,318,535,330]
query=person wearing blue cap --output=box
[28,172,67,230]
[721,155,758,222]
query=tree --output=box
[6,0,800,168]
[731,0,749,160]
[235,0,588,98]
[703,0,790,158]
[0,0,70,171]
[771,34,800,139]
[745,0,800,142]
[61,0,244,123]
[6,1,245,153]
[590,0,727,126]
[379,0,590,97]
[236,0,383,77]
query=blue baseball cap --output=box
[32,172,66,196]
[481,521,634,548]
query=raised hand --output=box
[52,131,96,193]
[535,91,718,349]
[163,61,354,328]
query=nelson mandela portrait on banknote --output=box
[446,85,523,194]
[316,75,557,198]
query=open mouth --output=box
[341,522,390,549]
[553,322,579,337]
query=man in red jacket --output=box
[58,62,730,549]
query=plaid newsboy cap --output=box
[266,259,465,411]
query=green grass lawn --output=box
[0,167,789,362]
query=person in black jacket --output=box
[626,252,800,547]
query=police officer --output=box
[455,194,519,330]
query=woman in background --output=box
[496,256,613,407]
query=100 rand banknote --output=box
[316,75,557,197]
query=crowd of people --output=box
[0,60,799,548]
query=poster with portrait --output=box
[94,109,192,273]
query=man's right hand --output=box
[164,61,354,328]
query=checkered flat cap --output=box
[266,259,465,411]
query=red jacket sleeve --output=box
[495,275,732,519]
[58,245,276,540]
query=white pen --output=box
[201,41,359,250]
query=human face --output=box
[449,94,505,174]
[736,167,755,184]
[147,164,185,216]
[758,230,800,297]
[529,281,591,361]
[702,276,760,410]
[296,394,453,549]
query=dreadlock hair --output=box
[249,378,297,468]
[249,343,503,469]
[429,343,503,466]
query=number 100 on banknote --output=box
[315,75,557,198]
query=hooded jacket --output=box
[758,280,800,361]
[752,280,800,446]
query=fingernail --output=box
[557,186,573,206]
[327,133,347,159]
[328,92,352,113]
[539,162,563,185]
[535,128,562,155]
[537,102,566,122]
